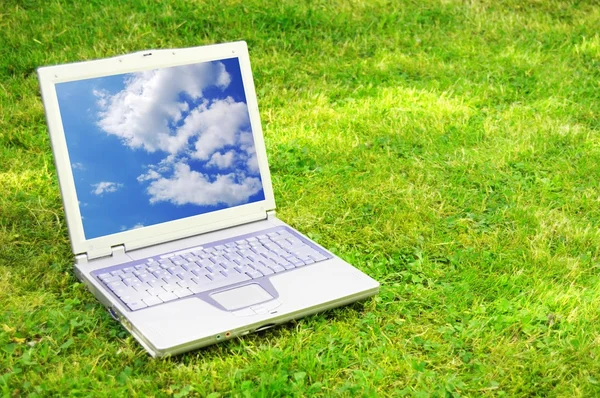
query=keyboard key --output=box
[138,274,155,283]
[107,281,127,291]
[245,269,263,279]
[158,292,178,302]
[101,275,121,284]
[189,273,207,283]
[251,248,268,256]
[276,257,292,266]
[220,260,236,270]
[160,282,179,293]
[224,252,239,261]
[270,265,286,273]
[162,275,178,283]
[146,287,164,296]
[169,266,186,276]
[310,252,328,261]
[142,296,163,307]
[147,279,163,288]
[126,301,147,311]
[121,291,150,304]
[173,288,193,298]
[204,272,218,281]
[253,262,274,275]
[212,255,226,263]
[182,262,201,272]
[177,280,191,288]
[133,282,152,292]
[122,277,139,286]
[227,271,251,284]
[113,287,130,297]
[246,254,259,263]
[259,257,278,269]
[152,269,169,278]
[235,264,254,272]
[199,259,214,268]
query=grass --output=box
[1,0,600,396]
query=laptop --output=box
[37,41,379,357]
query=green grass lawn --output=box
[2,0,600,396]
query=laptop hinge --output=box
[75,253,88,266]
[111,244,126,257]
[267,209,276,217]
[83,244,126,262]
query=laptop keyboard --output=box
[91,226,332,311]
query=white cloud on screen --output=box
[182,98,250,160]
[136,169,161,182]
[120,223,145,232]
[72,162,85,170]
[239,131,260,174]
[94,62,231,155]
[206,150,236,169]
[92,181,123,195]
[93,61,262,207]
[143,163,262,206]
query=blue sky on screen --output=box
[55,58,265,239]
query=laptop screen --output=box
[54,58,266,240]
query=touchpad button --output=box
[211,284,273,311]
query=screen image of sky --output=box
[55,58,265,239]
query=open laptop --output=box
[37,41,379,357]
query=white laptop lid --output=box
[38,42,276,259]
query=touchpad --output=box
[210,284,273,311]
